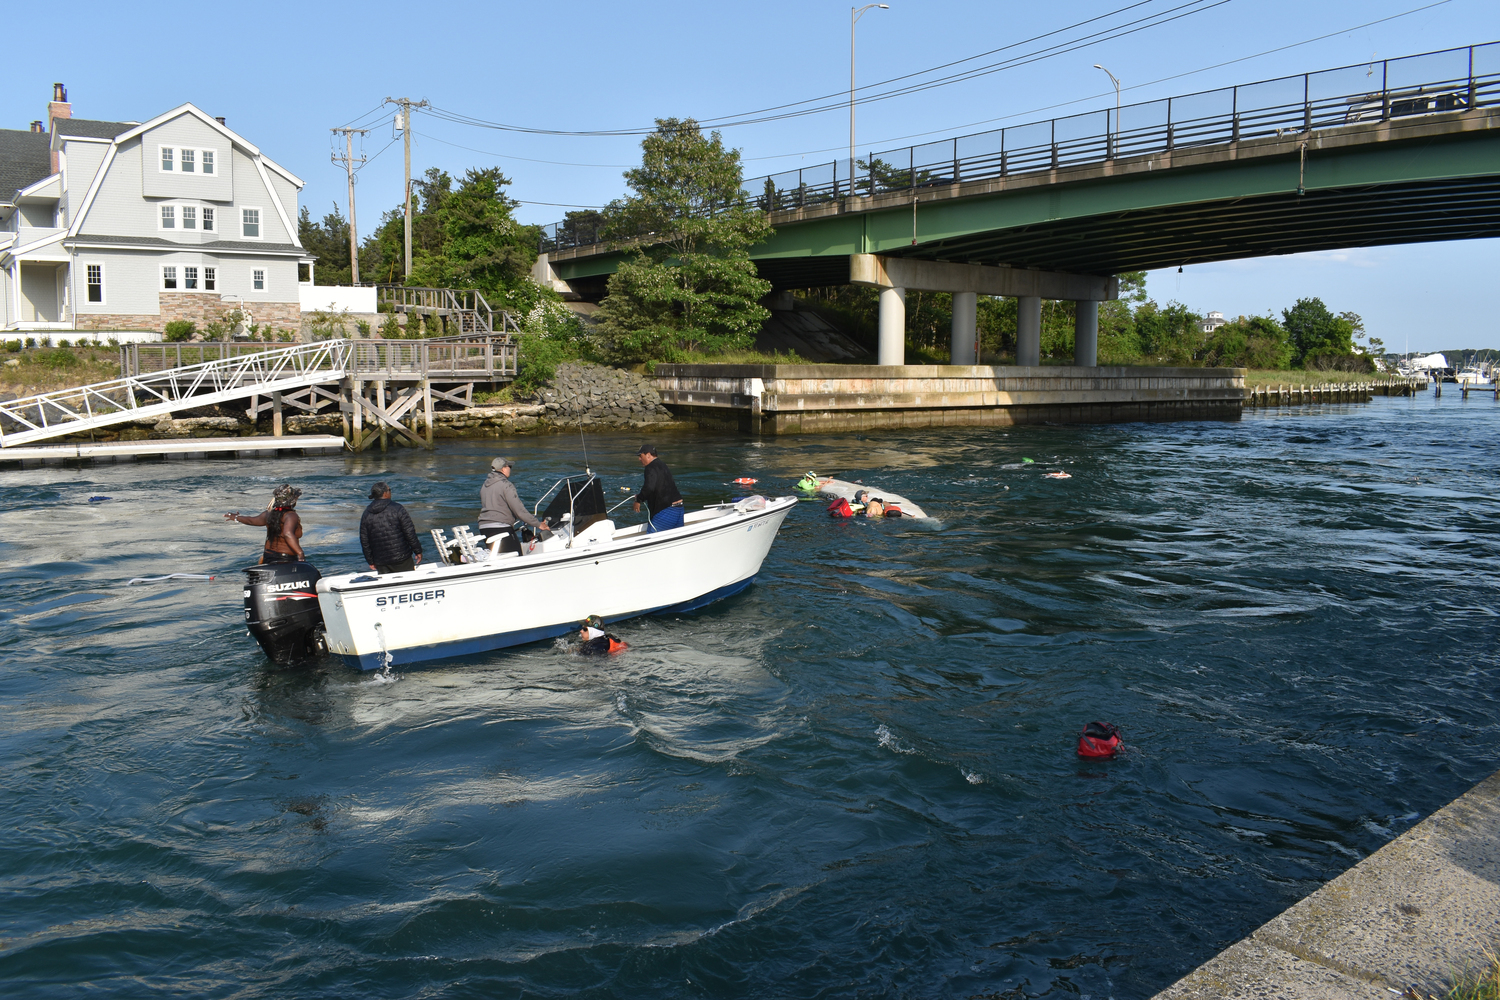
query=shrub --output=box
[24,337,37,349]
[57,338,71,348]
[276,329,296,343]
[38,348,80,369]
[4,339,20,353]
[356,319,371,338]
[1305,351,1376,373]
[164,320,196,342]
[107,337,119,348]
[379,313,401,339]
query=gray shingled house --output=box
[0,84,310,334]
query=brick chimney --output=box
[30,120,45,133]
[48,83,70,174]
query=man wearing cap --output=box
[359,481,423,574]
[478,457,548,543]
[632,443,684,533]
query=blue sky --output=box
[6,0,1497,350]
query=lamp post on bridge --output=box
[850,4,889,198]
[1094,63,1121,158]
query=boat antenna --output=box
[578,412,590,475]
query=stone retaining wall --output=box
[538,363,675,424]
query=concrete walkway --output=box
[1154,767,1500,999]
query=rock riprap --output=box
[537,363,675,425]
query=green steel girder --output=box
[548,124,1500,290]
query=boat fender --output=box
[1076,721,1122,758]
[827,497,855,518]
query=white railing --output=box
[0,340,349,448]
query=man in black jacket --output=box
[360,481,423,573]
[632,443,684,533]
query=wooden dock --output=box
[0,435,348,466]
[1244,378,1427,406]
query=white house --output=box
[1199,310,1227,334]
[0,84,311,333]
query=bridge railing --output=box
[539,40,1500,253]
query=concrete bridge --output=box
[536,42,1500,368]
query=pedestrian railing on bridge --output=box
[540,41,1500,253]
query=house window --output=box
[242,208,261,238]
[87,264,103,303]
[181,149,196,173]
[182,206,197,230]
[204,267,216,291]
[184,266,198,290]
[161,205,175,229]
[161,147,174,171]
[202,150,215,174]
[202,207,214,232]
[162,266,178,290]
[253,269,265,291]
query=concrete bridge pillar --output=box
[950,291,977,365]
[878,286,906,366]
[1074,299,1098,367]
[1017,296,1042,367]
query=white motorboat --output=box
[242,475,797,670]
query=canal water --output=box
[2,394,1498,999]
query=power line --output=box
[413,131,633,168]
[424,0,1232,137]
[738,0,1456,168]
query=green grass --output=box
[2,348,121,396]
[1408,949,1500,1000]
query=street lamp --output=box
[851,3,889,197]
[1094,63,1121,158]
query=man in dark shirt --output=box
[359,481,424,573]
[632,443,684,533]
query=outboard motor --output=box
[244,562,325,663]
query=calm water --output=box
[2,394,1498,999]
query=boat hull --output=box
[316,498,794,670]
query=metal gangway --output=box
[2,334,519,450]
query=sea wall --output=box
[655,364,1246,434]
[1153,766,1500,1000]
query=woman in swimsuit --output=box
[225,484,305,564]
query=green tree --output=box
[1203,314,1292,369]
[1282,297,1354,367]
[298,204,352,285]
[597,119,773,363]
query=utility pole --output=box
[384,97,429,279]
[331,127,369,283]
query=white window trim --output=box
[203,265,217,292]
[161,265,179,291]
[86,263,105,306]
[157,200,221,233]
[241,206,265,240]
[252,267,267,292]
[157,146,219,175]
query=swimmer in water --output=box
[575,615,627,656]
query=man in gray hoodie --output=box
[478,458,549,542]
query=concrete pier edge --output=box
[1152,766,1500,1000]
